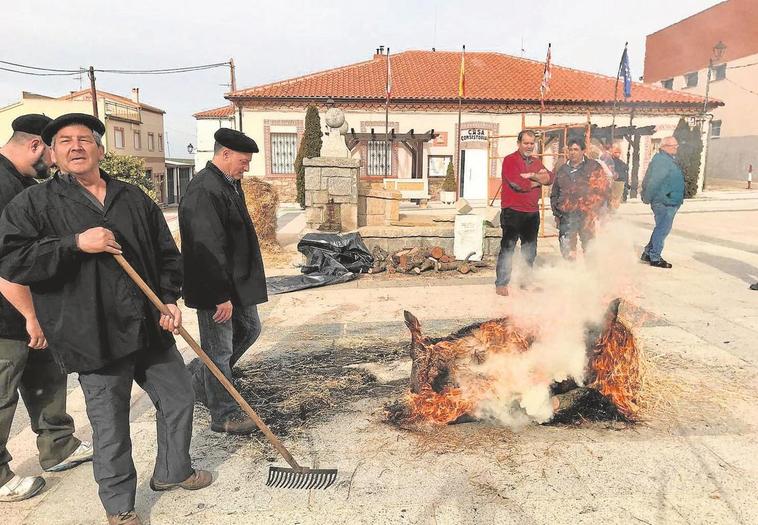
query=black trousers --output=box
[78,345,194,515]
[0,338,80,487]
[495,208,540,287]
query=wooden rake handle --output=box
[113,254,303,471]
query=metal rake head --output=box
[266,466,337,490]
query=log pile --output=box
[368,246,487,275]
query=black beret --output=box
[214,128,258,153]
[42,113,106,146]
[11,114,52,136]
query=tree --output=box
[673,118,703,198]
[294,105,323,208]
[442,160,457,192]
[100,152,158,202]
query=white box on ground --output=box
[454,214,484,261]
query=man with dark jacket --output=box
[550,138,611,260]
[179,128,267,435]
[0,114,92,503]
[611,145,630,202]
[495,130,553,296]
[641,136,684,268]
[0,114,211,525]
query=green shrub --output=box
[294,106,323,208]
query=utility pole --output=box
[229,58,237,92]
[88,66,99,118]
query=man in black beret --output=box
[0,114,94,503]
[0,113,211,524]
[179,127,267,435]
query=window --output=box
[158,134,164,152]
[367,140,391,176]
[428,155,452,178]
[661,79,674,89]
[713,63,726,81]
[147,132,155,151]
[684,72,698,88]
[133,130,141,150]
[711,120,722,138]
[270,133,298,174]
[114,127,125,149]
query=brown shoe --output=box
[106,511,143,525]
[149,469,213,492]
[495,286,509,296]
[211,415,256,435]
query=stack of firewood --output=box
[368,246,487,275]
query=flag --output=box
[458,45,466,98]
[619,46,632,98]
[540,43,552,110]
[386,48,392,101]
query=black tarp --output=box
[266,232,373,295]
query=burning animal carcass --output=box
[385,299,641,427]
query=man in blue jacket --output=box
[640,136,684,268]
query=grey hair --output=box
[213,140,224,154]
[51,130,103,147]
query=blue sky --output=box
[2,0,720,158]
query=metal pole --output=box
[229,58,237,92]
[456,96,462,200]
[701,59,713,191]
[385,47,390,178]
[88,66,99,118]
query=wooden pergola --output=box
[346,128,438,179]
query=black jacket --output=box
[0,154,38,341]
[179,162,267,309]
[0,172,181,373]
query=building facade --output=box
[644,0,758,182]
[196,50,713,204]
[0,88,168,201]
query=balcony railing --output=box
[104,100,141,123]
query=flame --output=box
[404,387,474,424]
[589,318,641,418]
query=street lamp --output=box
[701,41,726,190]
[187,143,195,154]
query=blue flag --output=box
[620,47,632,98]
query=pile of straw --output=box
[241,176,280,253]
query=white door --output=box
[463,149,488,200]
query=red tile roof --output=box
[228,50,717,109]
[193,105,236,119]
[59,89,165,114]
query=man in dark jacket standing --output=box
[551,138,611,260]
[0,115,92,503]
[180,128,267,435]
[641,136,684,268]
[0,114,211,525]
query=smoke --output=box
[462,216,642,429]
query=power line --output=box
[725,78,758,96]
[727,61,758,70]
[0,59,82,73]
[0,66,82,77]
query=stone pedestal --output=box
[304,157,360,231]
[358,183,401,226]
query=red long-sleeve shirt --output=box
[500,151,553,212]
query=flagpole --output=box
[456,45,465,200]
[611,42,627,144]
[539,43,551,127]
[385,47,390,178]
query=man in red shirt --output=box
[495,130,553,296]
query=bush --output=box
[442,161,457,192]
[294,106,323,208]
[100,152,157,202]
[673,118,703,198]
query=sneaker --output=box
[150,469,213,492]
[495,286,509,297]
[45,441,94,472]
[0,475,45,502]
[210,414,257,435]
[649,259,673,269]
[106,510,143,525]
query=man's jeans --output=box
[495,209,540,287]
[644,203,680,262]
[191,304,261,424]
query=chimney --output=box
[131,88,140,104]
